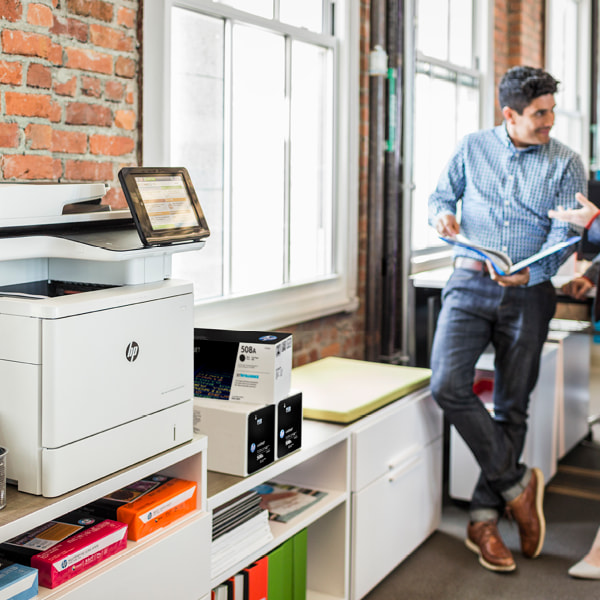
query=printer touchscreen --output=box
[119,166,210,246]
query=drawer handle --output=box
[388,454,422,483]
[388,444,420,471]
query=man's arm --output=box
[428,139,466,231]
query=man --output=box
[428,66,587,572]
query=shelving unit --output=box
[207,386,442,600]
[1,386,442,600]
[0,435,211,600]
[207,420,350,600]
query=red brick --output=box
[28,3,53,27]
[49,100,62,122]
[6,92,53,118]
[0,123,19,148]
[64,159,113,181]
[0,60,22,85]
[25,123,52,150]
[90,24,134,52]
[114,109,135,130]
[52,129,87,154]
[54,75,77,96]
[51,16,89,42]
[90,134,134,156]
[82,75,102,97]
[115,56,135,78]
[2,154,61,180]
[65,47,113,74]
[0,0,23,22]
[105,79,124,101]
[66,102,112,127]
[2,30,63,64]
[66,0,113,22]
[117,6,135,29]
[27,63,52,88]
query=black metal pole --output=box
[366,0,387,361]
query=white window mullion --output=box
[223,19,234,296]
[283,36,292,284]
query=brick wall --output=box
[494,0,545,123]
[0,0,139,206]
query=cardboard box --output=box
[194,397,275,476]
[82,475,197,541]
[0,511,102,566]
[276,390,302,459]
[0,560,38,600]
[117,478,197,541]
[31,520,127,589]
[194,329,292,404]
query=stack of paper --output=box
[211,491,273,578]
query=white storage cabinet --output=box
[350,388,443,600]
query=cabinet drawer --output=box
[350,438,442,600]
[351,390,442,491]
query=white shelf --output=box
[0,435,208,544]
[210,487,347,588]
[38,511,210,599]
[208,419,351,598]
[0,435,211,600]
[207,420,346,510]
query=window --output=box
[546,0,590,171]
[406,0,492,257]
[144,1,359,329]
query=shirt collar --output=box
[495,123,543,154]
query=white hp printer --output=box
[0,167,210,497]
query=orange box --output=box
[116,478,197,541]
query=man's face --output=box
[504,93,555,147]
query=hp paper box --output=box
[194,329,292,404]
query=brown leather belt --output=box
[454,257,489,273]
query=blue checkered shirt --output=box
[428,124,587,285]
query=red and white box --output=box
[31,520,127,589]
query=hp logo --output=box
[125,341,140,362]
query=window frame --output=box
[545,0,591,173]
[142,0,360,330]
[404,0,494,273]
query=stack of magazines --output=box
[211,490,273,578]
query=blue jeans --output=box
[430,267,556,521]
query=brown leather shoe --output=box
[465,520,516,572]
[506,467,545,558]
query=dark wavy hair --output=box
[498,66,559,114]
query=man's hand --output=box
[487,263,530,287]
[548,192,599,228]
[561,276,594,300]
[435,214,460,237]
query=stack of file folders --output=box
[211,490,273,578]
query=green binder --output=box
[267,538,293,600]
[292,529,307,600]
